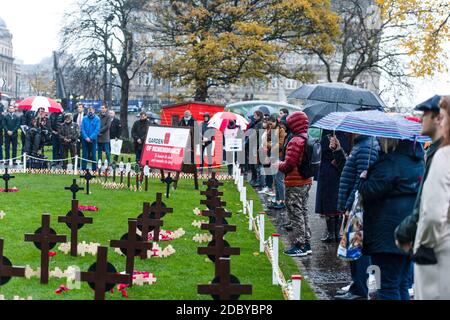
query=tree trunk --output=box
[120,76,130,139]
[194,79,208,102]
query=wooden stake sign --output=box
[79,246,131,300]
[126,158,132,188]
[24,215,67,284]
[80,170,94,195]
[58,200,93,256]
[110,220,152,283]
[1,168,15,193]
[0,239,25,285]
[144,161,150,191]
[198,257,252,300]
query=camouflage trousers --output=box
[285,185,312,246]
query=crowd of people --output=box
[206,96,449,301]
[0,103,124,170]
[1,96,449,300]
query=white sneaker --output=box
[409,288,414,298]
[258,187,269,194]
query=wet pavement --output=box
[256,182,351,300]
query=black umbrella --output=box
[303,101,381,125]
[289,82,386,109]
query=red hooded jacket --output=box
[278,112,313,187]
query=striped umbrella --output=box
[17,96,63,113]
[312,110,430,142]
[207,112,248,132]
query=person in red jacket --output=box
[278,111,313,257]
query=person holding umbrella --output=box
[334,134,380,300]
[81,106,100,171]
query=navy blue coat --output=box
[337,135,380,212]
[315,131,350,215]
[359,140,424,255]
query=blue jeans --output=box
[265,173,273,189]
[257,165,266,188]
[274,171,285,201]
[52,134,62,161]
[371,253,412,300]
[82,139,97,170]
[97,142,111,164]
[349,255,371,297]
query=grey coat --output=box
[98,113,112,143]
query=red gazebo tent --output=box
[160,102,225,168]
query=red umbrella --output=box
[207,112,248,132]
[18,96,63,113]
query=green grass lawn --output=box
[0,174,315,300]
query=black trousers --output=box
[5,134,18,160]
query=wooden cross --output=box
[110,220,152,283]
[24,214,67,284]
[201,196,226,210]
[198,257,252,300]
[58,200,93,256]
[161,173,175,198]
[65,179,84,200]
[201,218,236,236]
[201,188,224,199]
[202,172,223,189]
[136,203,163,259]
[198,226,240,275]
[80,170,94,195]
[79,246,131,300]
[1,168,15,193]
[0,239,25,286]
[201,207,233,236]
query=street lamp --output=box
[104,14,114,108]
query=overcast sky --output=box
[2,0,75,64]
[1,0,448,107]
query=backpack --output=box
[297,134,321,179]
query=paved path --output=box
[257,182,351,300]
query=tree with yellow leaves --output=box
[306,0,449,90]
[150,0,340,101]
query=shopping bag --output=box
[110,139,123,155]
[337,191,364,261]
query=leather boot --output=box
[321,217,335,243]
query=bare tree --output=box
[60,54,104,100]
[60,0,151,138]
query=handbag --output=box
[337,190,364,261]
[412,245,438,265]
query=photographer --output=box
[24,108,51,157]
